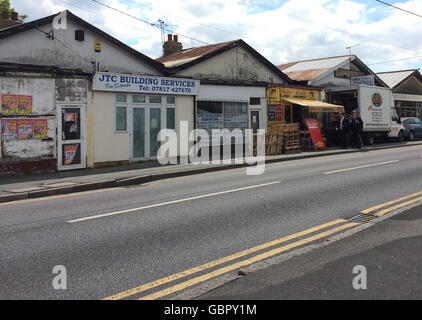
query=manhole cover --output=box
[347,213,377,223]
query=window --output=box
[149,96,162,104]
[197,101,223,114]
[167,108,176,130]
[132,95,146,103]
[115,106,127,131]
[115,94,127,103]
[223,102,248,131]
[166,96,176,105]
[250,97,261,105]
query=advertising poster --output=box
[268,105,284,125]
[64,144,79,165]
[275,105,283,121]
[267,88,280,104]
[33,119,48,139]
[64,112,78,123]
[267,105,276,121]
[1,94,18,114]
[1,119,18,140]
[305,118,325,149]
[17,120,33,140]
[18,95,33,115]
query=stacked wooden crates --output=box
[266,124,302,155]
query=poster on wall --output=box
[275,105,283,121]
[17,120,33,140]
[267,105,276,121]
[305,118,325,149]
[32,119,48,139]
[268,105,284,124]
[1,119,18,140]
[1,94,18,114]
[18,95,33,114]
[63,144,80,165]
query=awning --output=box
[282,98,345,113]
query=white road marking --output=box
[324,160,400,175]
[67,181,280,223]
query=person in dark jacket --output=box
[350,109,363,149]
[336,112,350,148]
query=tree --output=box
[0,0,27,21]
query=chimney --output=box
[163,34,183,55]
[0,11,22,30]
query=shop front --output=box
[1,69,89,174]
[393,93,422,119]
[195,83,267,157]
[89,72,200,166]
[266,86,344,153]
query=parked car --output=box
[401,117,422,141]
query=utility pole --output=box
[346,44,360,85]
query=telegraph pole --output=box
[346,44,360,85]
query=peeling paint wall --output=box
[1,77,55,114]
[56,78,87,104]
[1,76,56,161]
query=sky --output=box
[8,0,422,73]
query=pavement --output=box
[1,143,421,299]
[1,140,421,203]
[197,204,422,300]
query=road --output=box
[1,145,422,299]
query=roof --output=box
[376,69,422,89]
[279,55,351,73]
[157,39,294,84]
[278,55,388,87]
[284,68,330,82]
[157,41,234,67]
[0,10,166,74]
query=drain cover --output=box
[347,213,377,223]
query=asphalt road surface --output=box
[1,145,422,299]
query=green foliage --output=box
[0,0,27,21]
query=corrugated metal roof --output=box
[285,69,330,81]
[376,70,415,89]
[281,56,350,72]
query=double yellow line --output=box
[103,219,359,300]
[361,190,422,217]
[103,191,422,300]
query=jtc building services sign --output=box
[93,72,200,95]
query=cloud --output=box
[8,0,422,72]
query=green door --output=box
[149,108,161,157]
[133,108,145,159]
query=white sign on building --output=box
[92,72,200,95]
[352,75,375,86]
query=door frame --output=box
[57,104,87,171]
[130,105,166,161]
[249,107,263,131]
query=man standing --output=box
[336,112,350,149]
[350,110,363,149]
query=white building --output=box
[0,11,199,172]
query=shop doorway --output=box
[131,106,165,160]
[57,105,86,171]
[250,109,261,156]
